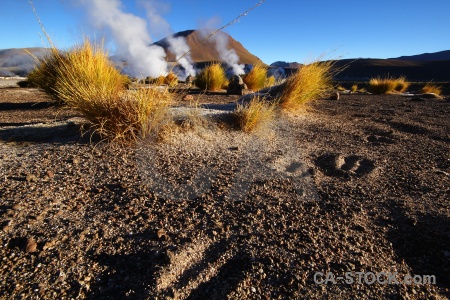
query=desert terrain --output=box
[0,80,449,299]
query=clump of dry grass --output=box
[280,60,334,111]
[421,83,442,95]
[164,72,178,87]
[264,75,276,88]
[28,39,171,143]
[233,96,277,132]
[394,76,409,92]
[369,76,409,94]
[351,84,358,93]
[27,48,68,101]
[243,63,267,90]
[194,63,226,91]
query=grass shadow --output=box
[0,121,94,144]
[384,201,450,293]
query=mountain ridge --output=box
[153,29,263,65]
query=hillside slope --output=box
[154,30,263,65]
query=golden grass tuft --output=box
[233,97,277,133]
[369,76,409,94]
[194,63,227,91]
[394,76,410,92]
[280,60,334,111]
[264,75,276,88]
[421,83,442,95]
[243,63,267,91]
[28,39,171,143]
[164,72,178,87]
[351,84,358,93]
[27,48,68,101]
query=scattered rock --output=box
[26,173,38,182]
[227,75,247,95]
[329,92,340,100]
[182,94,194,101]
[1,220,11,231]
[157,229,167,239]
[25,238,38,253]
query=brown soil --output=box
[0,86,449,299]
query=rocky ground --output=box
[0,83,449,299]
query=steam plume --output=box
[199,18,245,76]
[142,0,195,78]
[77,0,167,78]
[211,31,245,75]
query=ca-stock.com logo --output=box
[135,116,320,203]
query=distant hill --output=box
[153,29,263,65]
[270,61,302,68]
[390,50,450,61]
[333,58,450,81]
[0,48,47,77]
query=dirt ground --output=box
[0,84,449,299]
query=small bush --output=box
[369,76,409,94]
[351,84,358,93]
[145,75,165,85]
[280,60,334,111]
[221,79,230,90]
[264,75,276,88]
[164,72,178,87]
[243,63,267,90]
[17,80,33,88]
[27,48,68,101]
[233,97,276,132]
[28,39,171,143]
[194,63,226,91]
[421,83,442,95]
[394,76,409,92]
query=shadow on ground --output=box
[385,200,450,293]
[0,122,91,144]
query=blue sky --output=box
[1,0,449,64]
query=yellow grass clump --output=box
[28,39,171,143]
[243,63,267,90]
[164,72,178,87]
[264,75,276,88]
[421,83,442,95]
[233,97,277,133]
[194,63,227,91]
[351,84,358,93]
[369,76,409,94]
[27,48,68,101]
[280,60,334,111]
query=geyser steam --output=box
[76,0,195,79]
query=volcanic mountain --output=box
[0,48,47,77]
[153,29,263,65]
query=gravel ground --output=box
[0,86,449,299]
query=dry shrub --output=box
[280,60,334,111]
[264,75,276,88]
[221,79,230,90]
[421,83,442,95]
[369,76,409,94]
[234,96,277,133]
[27,48,68,101]
[243,63,267,90]
[351,84,358,93]
[28,39,171,143]
[394,76,409,92]
[146,75,165,85]
[194,63,226,91]
[164,72,178,87]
